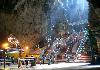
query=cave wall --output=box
[0,0,48,48]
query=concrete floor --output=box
[0,63,100,70]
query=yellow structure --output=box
[2,42,9,49]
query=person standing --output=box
[18,58,21,68]
[42,55,45,64]
[11,56,15,64]
[25,55,28,67]
[30,55,36,67]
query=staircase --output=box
[75,54,91,63]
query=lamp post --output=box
[2,43,9,69]
[18,46,21,68]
